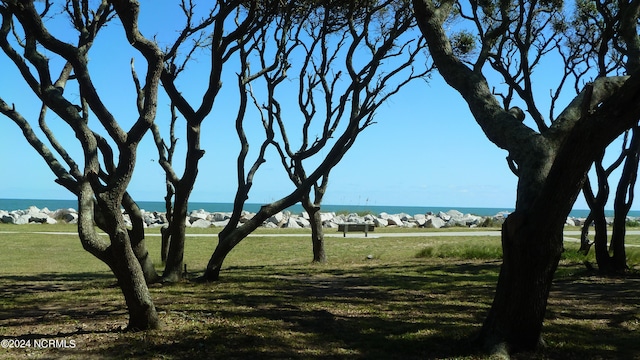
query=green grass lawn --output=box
[0,224,639,359]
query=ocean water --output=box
[0,198,627,218]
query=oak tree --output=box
[148,0,268,282]
[0,0,164,330]
[412,0,640,354]
[202,0,428,280]
[245,0,428,263]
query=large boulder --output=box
[267,212,286,227]
[460,214,483,226]
[446,209,464,221]
[211,220,230,227]
[437,211,451,221]
[263,221,279,229]
[239,211,255,223]
[413,214,427,227]
[122,214,133,227]
[143,212,164,226]
[5,213,31,225]
[190,219,212,228]
[63,212,79,223]
[320,212,335,222]
[1,214,16,224]
[295,216,311,228]
[28,212,52,223]
[343,213,364,223]
[373,217,388,227]
[52,208,78,223]
[399,213,413,222]
[329,214,343,225]
[25,206,42,215]
[425,215,446,229]
[323,221,339,228]
[386,215,404,226]
[189,209,210,222]
[211,212,230,222]
[284,217,302,229]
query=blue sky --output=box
[0,2,632,211]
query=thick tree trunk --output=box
[162,195,189,282]
[202,232,237,281]
[110,228,161,330]
[610,214,629,273]
[201,213,262,281]
[131,237,160,285]
[476,114,608,353]
[161,123,203,282]
[478,210,564,353]
[161,225,170,264]
[310,209,326,263]
[78,182,160,331]
[122,194,160,284]
[100,195,161,330]
[302,198,326,263]
[594,209,614,273]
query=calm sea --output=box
[0,198,627,218]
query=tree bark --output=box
[78,181,160,331]
[162,190,189,282]
[479,211,563,353]
[161,123,204,282]
[122,193,160,284]
[593,207,613,273]
[302,197,326,263]
[161,225,170,264]
[109,227,160,330]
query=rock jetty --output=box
[0,206,593,229]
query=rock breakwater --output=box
[0,206,595,229]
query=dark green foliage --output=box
[450,30,476,56]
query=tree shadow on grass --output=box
[539,275,640,359]
[96,261,496,359]
[2,262,637,359]
[0,272,125,330]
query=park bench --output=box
[337,223,375,237]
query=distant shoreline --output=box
[0,198,625,218]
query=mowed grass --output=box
[0,224,639,359]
